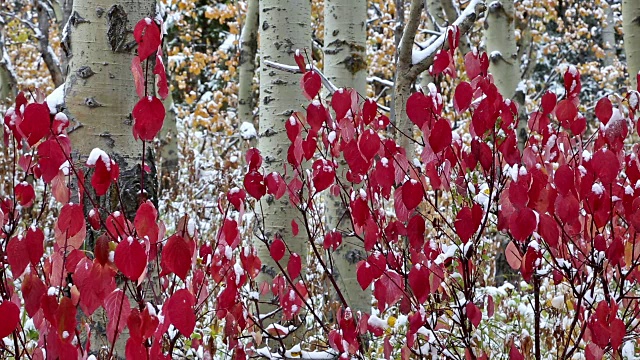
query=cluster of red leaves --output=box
[238,34,640,358]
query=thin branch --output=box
[263,60,338,93]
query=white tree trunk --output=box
[323,0,369,314]
[238,0,258,127]
[0,18,17,105]
[603,0,617,67]
[256,0,310,350]
[63,0,157,357]
[623,0,640,90]
[483,0,518,98]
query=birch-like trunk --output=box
[63,0,157,357]
[256,0,310,350]
[0,17,17,105]
[603,1,617,68]
[238,0,258,126]
[323,0,369,314]
[484,0,518,98]
[623,0,640,90]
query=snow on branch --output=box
[263,60,338,94]
[411,0,486,75]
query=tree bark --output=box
[0,16,17,105]
[63,0,157,357]
[36,0,65,87]
[238,0,258,127]
[623,0,640,90]
[256,0,310,351]
[484,0,518,99]
[323,0,369,314]
[603,0,617,68]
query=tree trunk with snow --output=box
[63,0,157,357]
[36,0,64,87]
[623,0,640,90]
[0,17,17,105]
[323,0,369,314]
[256,0,310,349]
[238,0,258,128]
[484,0,518,98]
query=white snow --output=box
[239,121,257,139]
[86,148,111,170]
[46,85,65,114]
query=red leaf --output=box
[57,203,84,237]
[104,289,131,344]
[505,241,522,270]
[291,220,299,237]
[554,164,575,196]
[406,92,429,128]
[509,344,525,360]
[265,172,286,199]
[592,149,619,184]
[555,99,577,124]
[164,289,196,337]
[306,100,327,131]
[154,50,169,100]
[464,50,482,79]
[454,81,473,113]
[287,253,302,279]
[401,179,423,211]
[363,99,377,125]
[131,56,145,99]
[356,261,374,290]
[243,170,266,199]
[312,159,335,192]
[408,264,430,303]
[245,147,262,170]
[455,206,477,243]
[133,96,165,141]
[135,201,159,243]
[538,214,559,248]
[115,237,147,281]
[7,236,29,277]
[227,187,246,209]
[162,235,192,281]
[286,115,302,142]
[19,102,50,146]
[541,91,557,115]
[22,270,45,317]
[301,71,322,100]
[270,237,286,262]
[294,49,306,73]
[87,148,114,196]
[595,97,613,124]
[429,119,452,153]
[133,18,161,61]
[509,207,536,242]
[14,182,35,207]
[0,301,20,339]
[407,215,426,250]
[38,136,70,183]
[331,88,352,120]
[466,302,481,328]
[431,50,451,76]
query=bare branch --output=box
[263,60,338,94]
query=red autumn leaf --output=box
[332,88,352,120]
[363,99,377,125]
[164,289,196,337]
[406,91,429,128]
[87,148,114,196]
[312,159,335,192]
[14,182,35,207]
[541,91,557,115]
[555,99,577,124]
[447,25,460,50]
[373,271,404,311]
[407,215,426,250]
[402,179,423,211]
[285,115,302,142]
[58,203,84,237]
[466,302,481,328]
[306,100,327,131]
[509,344,525,360]
[19,102,50,147]
[359,129,381,161]
[135,201,159,243]
[131,56,145,99]
[291,219,299,237]
[7,236,29,277]
[265,172,287,199]
[592,149,619,184]
[133,96,165,141]
[287,253,302,279]
[22,270,45,317]
[0,301,20,339]
[133,18,161,61]
[246,147,262,170]
[505,241,522,270]
[595,97,613,124]
[408,264,430,303]
[294,49,306,73]
[509,207,536,242]
[455,206,478,243]
[154,50,169,100]
[24,227,43,266]
[227,187,246,209]
[554,164,575,196]
[429,119,452,153]
[162,235,192,281]
[270,237,286,262]
[243,170,266,200]
[538,214,559,248]
[104,289,132,344]
[464,50,482,79]
[301,71,322,100]
[115,237,147,281]
[454,81,473,113]
[357,261,375,290]
[431,50,451,76]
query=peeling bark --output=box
[323,0,369,315]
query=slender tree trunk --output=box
[623,0,640,91]
[238,0,258,127]
[36,0,65,87]
[0,17,17,105]
[256,0,310,350]
[323,0,369,314]
[484,0,518,98]
[603,0,617,68]
[63,0,157,357]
